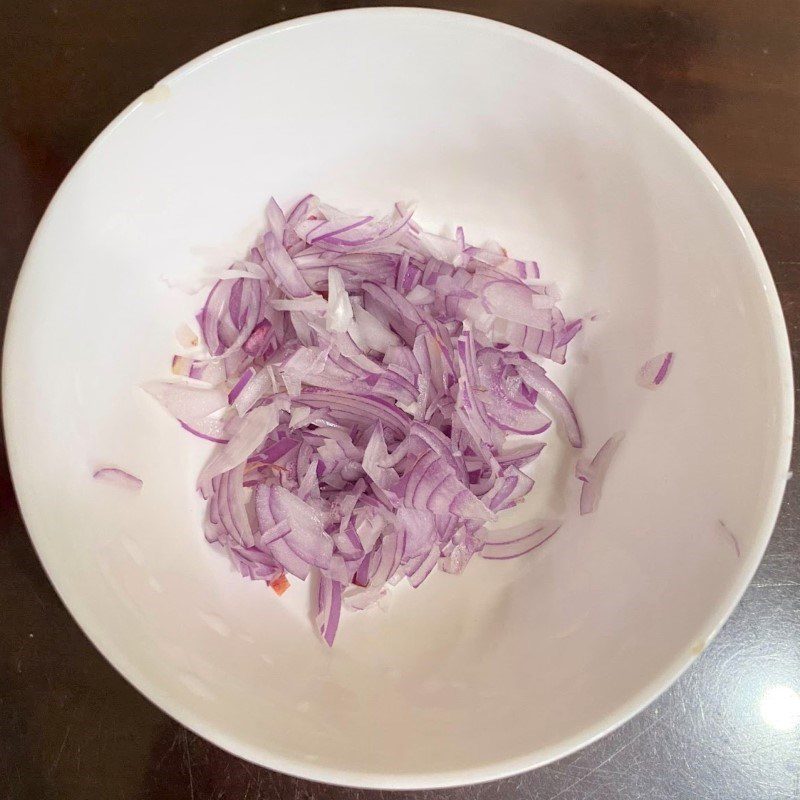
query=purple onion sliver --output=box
[92,467,143,491]
[637,351,674,389]
[576,432,625,515]
[228,366,255,404]
[179,421,229,445]
[243,319,273,356]
[479,524,561,560]
[717,519,741,558]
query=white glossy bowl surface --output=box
[3,8,792,789]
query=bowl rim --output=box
[2,6,794,790]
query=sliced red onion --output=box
[350,304,401,353]
[92,467,143,491]
[232,365,279,416]
[316,576,343,647]
[476,350,553,436]
[259,519,291,547]
[271,296,328,313]
[190,358,226,384]
[325,268,354,333]
[197,402,283,486]
[390,449,493,522]
[297,391,411,436]
[637,351,674,389]
[242,319,273,357]
[480,520,561,559]
[153,195,587,645]
[361,422,396,489]
[575,432,624,515]
[396,506,437,559]
[179,419,229,444]
[717,519,741,558]
[263,232,313,298]
[267,537,311,580]
[143,381,228,420]
[482,280,555,329]
[407,544,440,587]
[495,441,546,468]
[260,484,333,568]
[265,196,286,241]
[514,359,582,447]
[228,367,256,405]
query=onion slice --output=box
[480,520,561,559]
[637,351,674,389]
[575,432,624,515]
[92,467,143,491]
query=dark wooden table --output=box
[1,2,798,798]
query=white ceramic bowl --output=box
[3,8,792,789]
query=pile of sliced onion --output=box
[147,196,587,645]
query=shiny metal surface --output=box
[1,1,798,797]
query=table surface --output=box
[1,2,798,798]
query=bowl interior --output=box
[3,9,791,789]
